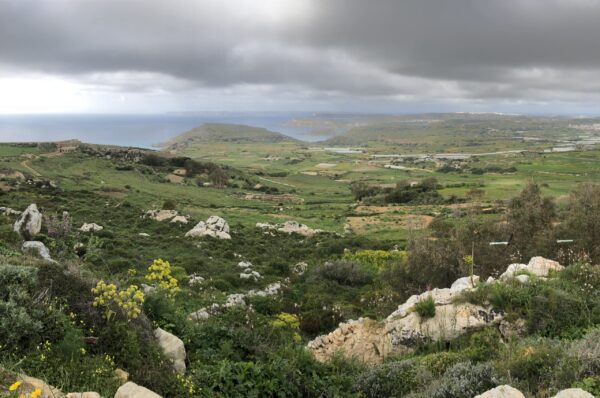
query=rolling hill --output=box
[162,123,297,150]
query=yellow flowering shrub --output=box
[270,313,301,342]
[145,258,180,299]
[343,249,407,272]
[92,280,144,320]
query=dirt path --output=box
[258,177,297,188]
[20,151,64,177]
[20,158,42,177]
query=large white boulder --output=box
[79,223,103,232]
[22,241,57,263]
[527,256,564,277]
[114,382,161,398]
[154,328,186,374]
[552,388,595,398]
[475,385,526,398]
[170,215,188,224]
[14,204,42,239]
[499,263,528,280]
[185,216,230,239]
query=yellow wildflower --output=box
[9,380,22,391]
[30,388,42,398]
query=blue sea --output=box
[0,112,323,148]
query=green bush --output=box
[431,361,499,398]
[354,359,431,398]
[414,296,436,319]
[496,337,569,394]
[310,260,373,287]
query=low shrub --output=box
[431,361,499,398]
[414,296,436,319]
[354,359,431,398]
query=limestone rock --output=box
[188,308,211,321]
[450,275,480,292]
[527,256,564,277]
[500,263,528,280]
[14,204,42,239]
[475,385,525,398]
[18,374,64,398]
[114,382,161,398]
[308,319,391,364]
[247,282,282,298]
[170,215,188,224]
[240,270,261,281]
[66,393,101,398]
[138,233,150,237]
[256,221,322,237]
[292,261,308,275]
[188,274,204,285]
[79,223,103,232]
[154,328,186,374]
[238,261,253,268]
[552,388,595,398]
[224,293,246,307]
[114,368,129,383]
[22,241,57,263]
[145,209,178,222]
[0,206,22,216]
[185,216,230,239]
[385,302,502,349]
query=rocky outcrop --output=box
[154,327,186,374]
[144,209,178,222]
[185,216,230,239]
[188,283,283,321]
[308,319,391,364]
[240,269,261,281]
[79,223,103,232]
[114,382,161,398]
[0,206,22,216]
[499,257,563,280]
[256,221,322,237]
[14,204,42,239]
[308,257,561,364]
[475,386,593,398]
[475,385,525,398]
[22,241,57,263]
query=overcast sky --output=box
[2,0,600,114]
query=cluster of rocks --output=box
[144,209,188,224]
[256,220,323,237]
[8,369,166,398]
[308,257,564,364]
[476,385,593,398]
[238,261,261,281]
[0,206,22,215]
[185,216,230,239]
[188,282,283,321]
[79,223,103,232]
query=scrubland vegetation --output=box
[2,116,600,397]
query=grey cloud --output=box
[2,0,600,108]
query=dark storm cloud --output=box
[2,0,600,105]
